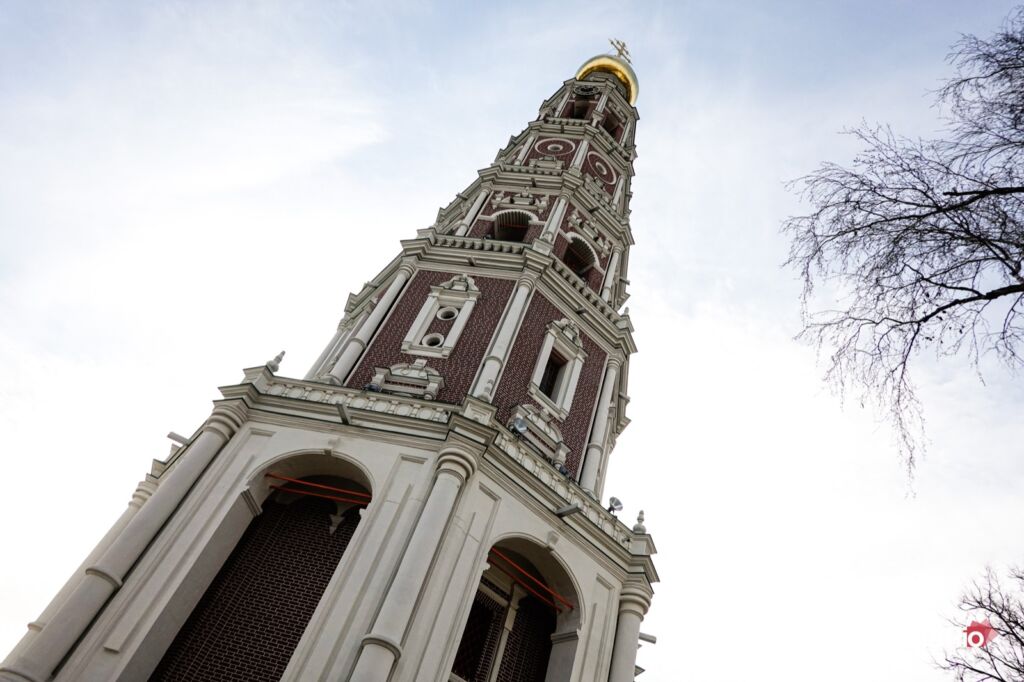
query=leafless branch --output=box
[784,8,1024,472]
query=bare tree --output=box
[941,567,1024,681]
[784,8,1024,471]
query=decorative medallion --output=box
[534,138,577,157]
[586,151,617,184]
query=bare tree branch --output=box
[940,567,1024,681]
[784,8,1024,472]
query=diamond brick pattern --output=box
[150,495,359,681]
[495,596,556,682]
[451,590,506,682]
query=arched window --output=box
[152,474,370,681]
[493,211,531,242]
[561,237,596,280]
[451,539,580,682]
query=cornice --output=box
[389,232,637,356]
[214,370,653,577]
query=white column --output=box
[472,278,534,401]
[570,140,590,170]
[621,119,634,147]
[601,248,622,303]
[515,134,536,165]
[538,196,568,248]
[307,307,371,381]
[349,447,477,682]
[487,588,526,682]
[2,480,156,665]
[0,403,247,682]
[552,90,572,118]
[607,585,651,682]
[454,188,489,237]
[579,358,620,494]
[305,324,345,381]
[326,264,414,384]
[611,176,626,210]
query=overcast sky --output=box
[2,2,1023,680]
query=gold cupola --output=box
[575,51,639,105]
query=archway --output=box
[151,455,371,681]
[451,537,581,682]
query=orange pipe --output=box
[488,560,561,612]
[489,548,575,610]
[265,472,371,499]
[270,484,369,507]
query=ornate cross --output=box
[609,38,632,64]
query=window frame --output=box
[527,319,587,419]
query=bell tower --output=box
[1,46,658,682]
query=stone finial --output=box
[633,510,646,534]
[267,350,285,373]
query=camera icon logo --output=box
[965,620,998,648]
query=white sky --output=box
[2,2,1023,680]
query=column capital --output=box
[436,444,479,484]
[204,400,248,440]
[618,581,653,616]
[129,480,157,510]
[515,273,538,292]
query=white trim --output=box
[402,275,480,359]
[528,319,588,419]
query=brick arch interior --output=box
[150,474,367,681]
[450,538,580,682]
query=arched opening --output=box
[451,538,580,682]
[562,96,596,121]
[151,471,370,681]
[561,237,596,280]
[601,111,623,141]
[492,211,531,242]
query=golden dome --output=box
[575,54,639,105]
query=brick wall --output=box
[495,596,556,682]
[346,271,514,404]
[151,493,360,681]
[492,294,607,476]
[451,590,506,682]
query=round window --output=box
[436,306,459,321]
[422,333,445,348]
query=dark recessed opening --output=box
[538,351,567,400]
[601,112,622,140]
[562,240,594,279]
[493,211,530,242]
[563,97,595,120]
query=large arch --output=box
[450,535,582,682]
[149,450,373,681]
